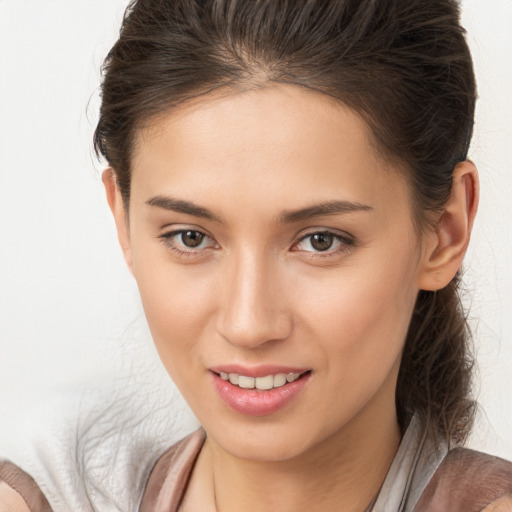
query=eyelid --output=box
[157,225,355,259]
[158,226,219,256]
[291,228,356,255]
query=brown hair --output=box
[95,0,477,445]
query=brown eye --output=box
[293,230,354,256]
[159,228,217,256]
[310,232,334,251]
[180,230,205,248]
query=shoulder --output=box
[0,384,195,511]
[416,447,512,512]
[481,496,512,512]
[0,482,31,512]
[0,462,50,512]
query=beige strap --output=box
[0,462,51,512]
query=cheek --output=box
[131,250,217,377]
[292,255,419,433]
[297,245,419,375]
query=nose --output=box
[215,249,293,349]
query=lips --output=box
[210,365,312,416]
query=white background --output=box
[0,0,511,459]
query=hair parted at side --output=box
[94,0,477,445]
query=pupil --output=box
[182,231,204,248]
[311,233,333,251]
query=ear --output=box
[418,160,479,291]
[102,168,134,275]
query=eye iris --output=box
[311,233,334,251]
[181,231,204,248]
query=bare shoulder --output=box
[0,462,50,512]
[482,496,512,512]
[0,482,31,512]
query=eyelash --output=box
[291,230,355,258]
[158,228,356,259]
[159,229,217,257]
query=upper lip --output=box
[209,364,311,378]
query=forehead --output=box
[130,84,411,215]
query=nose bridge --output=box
[216,246,291,348]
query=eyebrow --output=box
[146,195,223,223]
[280,200,373,223]
[145,195,372,224]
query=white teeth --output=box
[238,375,255,389]
[255,375,274,390]
[219,371,305,390]
[273,373,287,387]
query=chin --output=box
[220,429,311,462]
[203,415,332,463]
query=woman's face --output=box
[121,84,428,461]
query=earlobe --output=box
[102,168,134,275]
[418,160,479,291]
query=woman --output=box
[1,0,511,510]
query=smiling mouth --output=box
[216,371,310,391]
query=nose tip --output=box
[215,259,292,349]
[218,307,293,349]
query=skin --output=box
[103,84,478,512]
[0,482,30,512]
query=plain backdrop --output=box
[1,0,511,460]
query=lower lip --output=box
[211,372,311,417]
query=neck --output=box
[202,399,400,512]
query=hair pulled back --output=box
[95,0,477,445]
